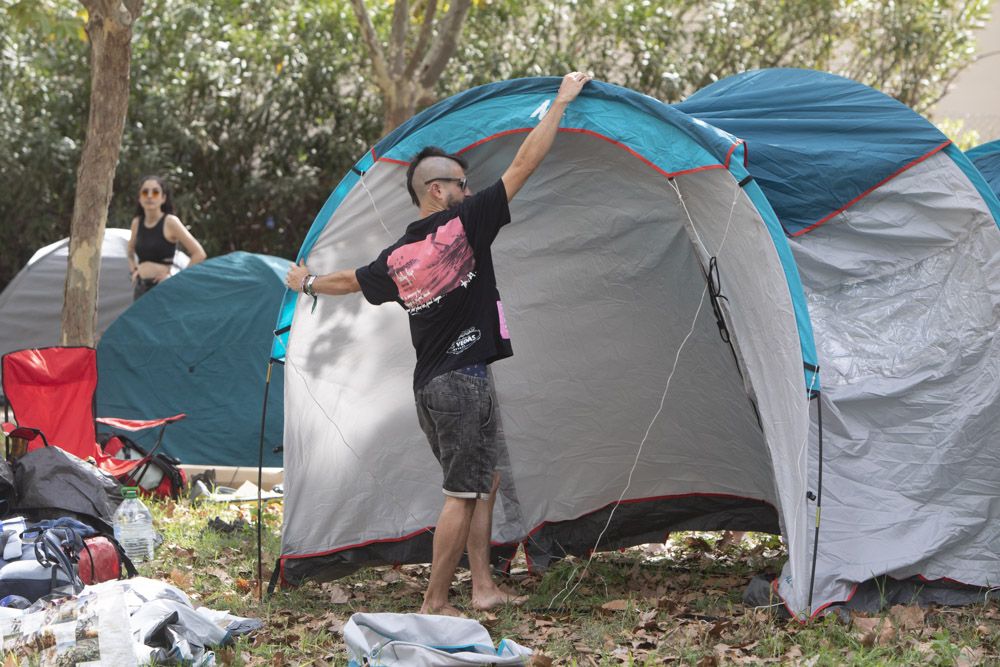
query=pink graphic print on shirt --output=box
[387,216,476,312]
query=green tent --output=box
[97,252,288,467]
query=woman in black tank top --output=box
[127,175,207,300]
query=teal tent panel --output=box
[677,69,951,235]
[950,143,1000,230]
[968,140,1000,203]
[98,252,288,467]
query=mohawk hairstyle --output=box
[405,146,469,206]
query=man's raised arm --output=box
[285,260,361,296]
[501,71,591,202]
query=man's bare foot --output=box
[419,603,465,617]
[471,585,528,610]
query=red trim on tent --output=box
[522,542,534,571]
[772,568,990,621]
[281,525,436,563]
[458,128,532,154]
[915,573,969,586]
[280,491,773,566]
[554,128,726,180]
[723,140,743,169]
[368,128,728,179]
[790,140,952,237]
[525,491,774,539]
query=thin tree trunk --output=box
[350,0,471,136]
[61,0,142,346]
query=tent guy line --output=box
[358,169,394,238]
[548,175,744,609]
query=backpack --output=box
[78,535,139,585]
[0,527,85,602]
[97,432,187,499]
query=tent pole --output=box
[806,393,824,617]
[255,359,275,602]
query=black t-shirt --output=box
[356,179,513,389]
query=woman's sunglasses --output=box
[141,188,162,197]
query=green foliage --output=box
[0,0,89,287]
[0,0,381,288]
[117,0,381,261]
[0,0,992,290]
[451,0,990,106]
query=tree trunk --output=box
[61,0,142,346]
[350,0,472,136]
[382,80,423,136]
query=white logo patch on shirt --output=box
[447,327,481,355]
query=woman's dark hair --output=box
[405,146,469,206]
[133,175,174,218]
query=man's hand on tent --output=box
[501,71,592,201]
[286,260,310,293]
[285,260,362,298]
[556,71,591,105]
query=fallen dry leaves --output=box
[168,567,194,590]
[143,502,1000,666]
[599,599,630,613]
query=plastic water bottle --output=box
[113,487,155,563]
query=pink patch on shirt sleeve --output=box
[497,300,509,339]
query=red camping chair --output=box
[1,347,185,496]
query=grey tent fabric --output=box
[787,151,1000,611]
[277,73,1000,618]
[280,134,812,606]
[0,229,188,370]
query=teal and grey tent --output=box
[97,252,288,467]
[273,69,1000,619]
[968,139,1000,199]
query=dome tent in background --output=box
[676,69,1000,614]
[0,229,187,370]
[273,70,1000,619]
[968,139,1000,199]
[97,252,288,468]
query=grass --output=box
[140,498,1000,666]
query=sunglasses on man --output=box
[424,177,468,191]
